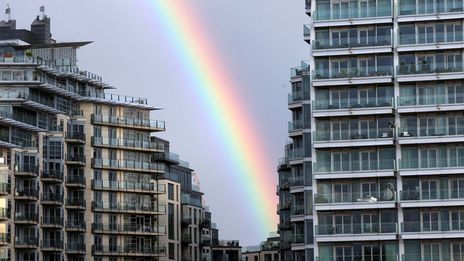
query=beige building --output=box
[241,235,279,261]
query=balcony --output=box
[288,148,304,161]
[318,254,398,261]
[315,190,396,211]
[314,129,394,148]
[304,24,310,42]
[41,170,63,182]
[0,208,10,220]
[313,98,394,117]
[65,175,86,187]
[401,220,464,239]
[291,204,305,216]
[312,68,393,87]
[315,222,397,242]
[65,154,86,165]
[0,182,10,195]
[92,158,165,173]
[313,6,392,26]
[15,237,39,248]
[91,114,165,132]
[92,245,166,256]
[314,159,396,179]
[92,201,166,214]
[288,120,304,134]
[42,239,64,250]
[290,62,310,79]
[289,176,304,188]
[398,126,464,145]
[400,188,464,207]
[91,137,164,152]
[91,180,165,194]
[65,221,86,231]
[0,233,9,245]
[397,33,464,52]
[66,198,86,209]
[92,223,166,235]
[65,243,86,254]
[312,37,392,56]
[41,193,64,205]
[402,253,455,261]
[288,91,307,105]
[398,1,464,22]
[41,216,64,227]
[14,164,39,176]
[15,188,39,200]
[397,64,464,82]
[15,212,39,223]
[400,158,464,176]
[65,132,86,144]
[398,93,464,113]
[292,234,305,245]
[182,214,192,225]
[201,234,211,245]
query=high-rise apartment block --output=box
[278,0,464,260]
[0,11,239,261]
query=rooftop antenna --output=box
[5,4,10,22]
[39,5,45,19]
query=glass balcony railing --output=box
[314,67,393,79]
[15,188,39,198]
[313,37,392,50]
[402,254,453,261]
[314,5,392,21]
[15,212,38,222]
[92,114,165,131]
[288,120,304,132]
[313,97,394,110]
[15,164,39,174]
[92,158,165,172]
[42,216,63,226]
[288,91,304,104]
[15,236,39,246]
[398,33,464,46]
[91,137,164,151]
[42,239,64,249]
[41,193,64,203]
[398,94,464,107]
[65,243,86,253]
[304,24,311,38]
[289,176,304,187]
[291,204,305,215]
[316,222,397,235]
[65,132,86,142]
[65,154,86,164]
[293,234,305,244]
[315,190,396,204]
[41,170,64,181]
[398,126,464,138]
[92,180,165,193]
[314,159,396,173]
[318,255,398,261]
[92,201,166,214]
[398,64,464,75]
[399,1,464,16]
[66,198,86,208]
[65,175,86,187]
[401,188,464,201]
[288,148,304,160]
[291,61,310,78]
[402,220,464,232]
[0,208,10,219]
[92,245,166,255]
[314,129,394,142]
[92,223,166,234]
[400,158,464,170]
[66,221,86,230]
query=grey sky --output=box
[9,0,307,245]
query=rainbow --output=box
[147,0,277,236]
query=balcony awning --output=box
[0,116,46,132]
[22,100,66,115]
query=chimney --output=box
[31,15,52,44]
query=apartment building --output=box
[241,234,280,261]
[278,0,464,260]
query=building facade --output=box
[242,234,280,261]
[279,0,464,260]
[0,11,239,261]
